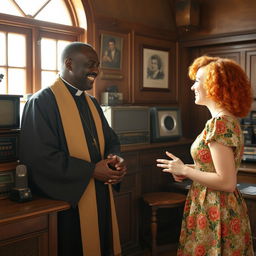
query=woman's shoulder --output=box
[206,115,239,128]
[203,115,241,146]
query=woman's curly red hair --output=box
[189,56,252,117]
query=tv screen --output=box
[113,108,149,132]
[0,95,21,129]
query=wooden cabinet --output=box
[199,43,256,98]
[0,197,69,256]
[114,138,193,255]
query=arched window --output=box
[0,0,87,95]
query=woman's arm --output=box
[157,142,237,192]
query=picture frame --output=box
[142,47,169,90]
[100,33,123,70]
[133,35,176,104]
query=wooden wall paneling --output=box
[200,48,241,64]
[179,0,256,37]
[94,29,131,102]
[139,149,164,194]
[92,15,177,41]
[114,151,142,254]
[179,45,210,140]
[246,49,256,98]
[92,0,176,32]
[132,34,177,105]
[0,232,49,256]
[177,45,190,139]
[117,140,192,254]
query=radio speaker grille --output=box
[150,107,182,142]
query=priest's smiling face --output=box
[65,46,100,91]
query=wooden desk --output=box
[0,197,70,256]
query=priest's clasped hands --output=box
[93,154,127,185]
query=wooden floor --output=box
[142,245,177,256]
[143,249,177,256]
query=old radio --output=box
[0,162,16,199]
[102,106,150,145]
[0,129,20,163]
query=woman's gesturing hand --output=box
[156,151,187,178]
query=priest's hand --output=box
[105,154,127,184]
[93,157,126,184]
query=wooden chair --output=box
[142,192,187,256]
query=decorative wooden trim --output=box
[99,71,124,80]
[0,13,84,35]
[179,30,256,47]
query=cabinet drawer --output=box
[0,215,48,240]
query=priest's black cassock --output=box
[19,82,121,256]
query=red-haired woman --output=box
[157,56,254,255]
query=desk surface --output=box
[0,196,70,224]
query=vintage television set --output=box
[0,94,21,129]
[0,94,22,163]
[101,106,150,145]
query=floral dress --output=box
[177,116,254,256]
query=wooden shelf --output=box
[0,162,18,172]
[121,137,193,152]
[239,162,256,174]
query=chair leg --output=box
[151,207,158,256]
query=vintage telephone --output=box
[9,165,32,202]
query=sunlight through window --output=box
[0,32,27,95]
[8,33,26,67]
[0,0,23,16]
[41,38,71,88]
[35,0,72,26]
[0,0,85,94]
[0,33,6,66]
[41,71,57,88]
[14,0,50,17]
[8,68,26,95]
[0,68,7,94]
[41,38,57,70]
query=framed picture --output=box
[142,47,169,90]
[100,33,123,70]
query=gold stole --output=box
[50,78,121,256]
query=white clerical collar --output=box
[59,76,83,96]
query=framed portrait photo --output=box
[100,33,123,70]
[142,47,169,90]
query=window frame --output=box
[0,23,32,94]
[0,12,84,94]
